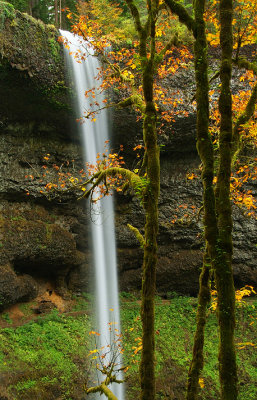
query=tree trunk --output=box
[166,1,238,399]
[140,102,159,399]
[137,2,160,399]
[59,0,62,29]
[214,0,238,398]
[140,77,160,396]
[186,0,216,397]
[187,252,211,400]
[54,0,59,27]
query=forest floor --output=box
[0,292,256,400]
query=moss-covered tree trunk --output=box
[165,1,238,399]
[186,253,211,400]
[214,0,238,398]
[140,97,159,400]
[84,0,161,395]
[126,1,160,398]
[191,0,238,397]
[186,1,216,398]
[139,4,160,399]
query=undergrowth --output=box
[120,295,257,400]
[0,309,90,399]
[0,295,256,399]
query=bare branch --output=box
[82,94,145,120]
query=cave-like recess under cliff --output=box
[0,2,256,311]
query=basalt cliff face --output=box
[0,5,256,311]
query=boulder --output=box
[0,264,38,310]
[0,203,86,307]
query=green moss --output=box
[45,223,53,242]
[0,6,70,114]
[47,36,61,61]
[0,1,15,30]
[0,297,256,399]
[0,310,91,399]
[1,312,12,324]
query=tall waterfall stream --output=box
[60,30,124,399]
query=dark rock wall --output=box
[0,9,256,310]
[1,106,256,310]
[0,3,73,135]
[0,124,91,308]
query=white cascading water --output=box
[60,30,124,399]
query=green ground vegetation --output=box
[0,294,256,399]
[0,309,90,399]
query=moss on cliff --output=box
[0,201,87,310]
[0,203,84,278]
[0,1,15,29]
[0,2,72,127]
[0,2,63,85]
[0,216,82,270]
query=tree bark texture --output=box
[165,1,238,399]
[215,0,238,398]
[186,252,211,400]
[139,3,160,398]
[186,1,216,398]
[125,1,160,399]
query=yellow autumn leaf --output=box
[199,378,205,388]
[134,345,142,354]
[89,349,98,354]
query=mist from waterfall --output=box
[60,30,124,399]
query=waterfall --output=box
[60,30,124,399]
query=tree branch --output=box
[78,167,147,200]
[154,33,179,68]
[117,94,145,113]
[232,57,257,75]
[85,374,123,399]
[164,0,196,36]
[127,224,145,247]
[125,0,144,35]
[191,70,220,103]
[232,82,257,159]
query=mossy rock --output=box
[0,264,38,311]
[0,204,86,310]
[0,216,84,272]
[0,2,73,130]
